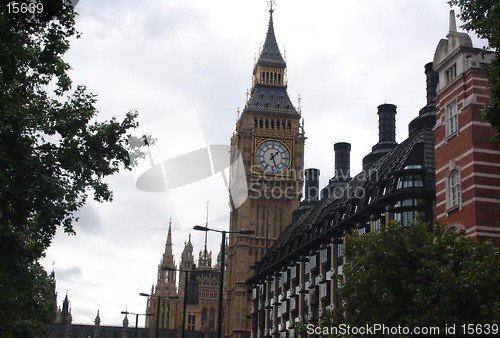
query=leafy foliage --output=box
[0,1,144,336]
[449,0,500,141]
[323,221,500,335]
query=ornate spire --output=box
[93,308,101,337]
[257,1,285,68]
[94,309,101,326]
[181,233,194,270]
[166,218,172,249]
[162,219,175,268]
[244,4,298,115]
[123,312,129,328]
[61,291,70,322]
[151,219,178,298]
[198,202,212,268]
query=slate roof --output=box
[256,9,286,68]
[243,9,299,117]
[244,84,299,116]
[249,127,436,281]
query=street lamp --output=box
[193,225,254,338]
[140,292,179,338]
[164,267,189,338]
[121,311,153,338]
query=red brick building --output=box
[433,11,500,245]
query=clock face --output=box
[255,140,290,174]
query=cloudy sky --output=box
[41,0,486,326]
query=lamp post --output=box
[164,267,189,338]
[140,293,179,338]
[120,311,153,338]
[193,225,255,338]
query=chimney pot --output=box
[334,142,351,180]
[304,168,320,202]
[377,103,397,144]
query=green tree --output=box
[323,221,499,336]
[449,0,500,141]
[0,1,144,337]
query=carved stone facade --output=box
[225,7,305,338]
[144,221,221,337]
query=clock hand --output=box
[270,151,278,167]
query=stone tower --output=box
[225,4,305,337]
[145,220,180,330]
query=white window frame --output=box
[447,169,461,210]
[445,63,457,84]
[446,100,459,137]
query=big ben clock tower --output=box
[225,3,305,337]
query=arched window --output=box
[448,169,461,209]
[445,223,465,235]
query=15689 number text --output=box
[7,1,44,14]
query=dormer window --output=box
[396,175,423,189]
[445,63,457,84]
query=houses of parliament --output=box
[47,3,499,338]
